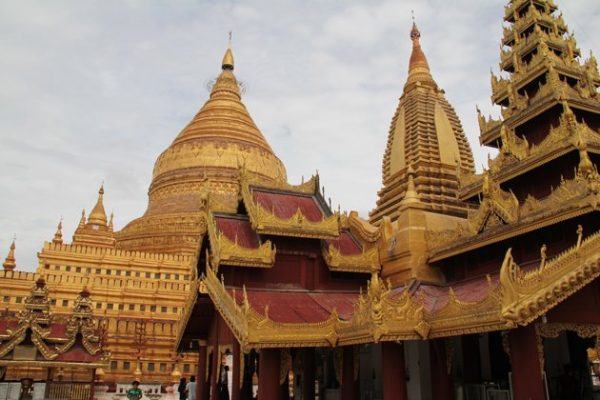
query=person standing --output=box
[186,376,197,400]
[178,377,188,400]
[126,381,142,400]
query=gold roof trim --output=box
[322,244,379,274]
[466,108,600,199]
[500,227,600,326]
[468,172,520,234]
[431,164,600,259]
[207,213,275,269]
[337,273,425,344]
[425,282,514,339]
[199,264,346,350]
[343,211,381,243]
[240,168,320,195]
[241,182,340,239]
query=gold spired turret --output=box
[370,23,475,224]
[52,220,63,245]
[3,240,16,271]
[72,185,116,248]
[117,40,287,254]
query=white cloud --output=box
[1,0,599,270]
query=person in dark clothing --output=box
[178,377,188,400]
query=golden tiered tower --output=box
[371,23,476,285]
[116,46,286,254]
[370,22,475,225]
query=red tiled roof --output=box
[0,320,18,336]
[251,189,324,222]
[48,322,68,339]
[325,230,362,255]
[55,345,102,363]
[231,288,358,324]
[214,215,260,248]
[391,275,500,313]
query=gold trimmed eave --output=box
[465,109,600,200]
[431,169,600,261]
[482,87,600,146]
[321,242,379,274]
[207,212,275,269]
[241,182,340,240]
[500,228,600,326]
[199,265,350,350]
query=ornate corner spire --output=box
[400,165,421,206]
[222,31,234,71]
[88,184,108,226]
[78,209,86,229]
[52,219,63,245]
[3,239,16,271]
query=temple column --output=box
[382,342,408,400]
[341,346,357,400]
[258,348,281,400]
[429,339,454,400]
[231,339,241,400]
[302,348,315,400]
[508,325,545,400]
[196,340,208,400]
[210,318,220,400]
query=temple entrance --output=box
[537,324,600,400]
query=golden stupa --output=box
[370,23,475,224]
[117,45,287,254]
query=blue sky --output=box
[1,0,599,270]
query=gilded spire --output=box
[78,209,86,229]
[52,219,63,245]
[222,32,234,71]
[88,184,108,226]
[371,22,475,223]
[406,21,434,87]
[3,239,16,271]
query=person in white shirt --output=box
[186,375,197,400]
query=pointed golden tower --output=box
[52,220,63,245]
[459,0,600,211]
[3,240,16,271]
[72,185,116,248]
[370,22,475,224]
[117,40,286,254]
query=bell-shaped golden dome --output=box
[117,44,287,254]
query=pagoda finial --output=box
[3,238,16,271]
[88,183,108,226]
[52,219,63,245]
[222,32,234,71]
[410,11,420,41]
[406,19,433,86]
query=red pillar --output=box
[231,340,241,400]
[509,325,545,400]
[429,339,454,400]
[302,348,315,400]
[196,340,208,400]
[258,348,281,400]
[341,346,357,400]
[210,318,220,400]
[382,342,408,400]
